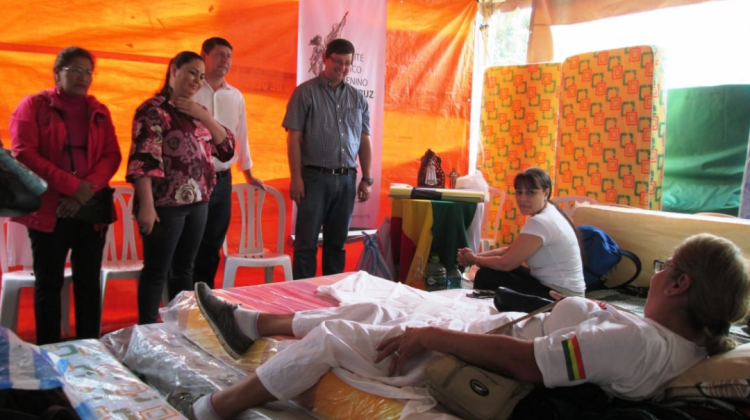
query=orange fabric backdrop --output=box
[1,0,475,226]
[0,0,476,340]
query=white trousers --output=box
[254,302,536,402]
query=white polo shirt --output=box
[533,297,706,400]
[194,80,252,172]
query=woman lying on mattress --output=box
[169,233,750,420]
[457,167,586,299]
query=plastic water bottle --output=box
[413,255,425,288]
[460,272,474,289]
[461,265,477,289]
[447,265,462,289]
[424,254,447,291]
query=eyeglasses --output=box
[653,259,678,273]
[62,66,94,76]
[329,58,353,67]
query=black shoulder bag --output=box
[63,133,115,224]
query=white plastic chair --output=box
[550,195,598,218]
[222,184,292,288]
[0,218,72,336]
[99,186,145,332]
[480,187,507,251]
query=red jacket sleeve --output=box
[10,95,80,197]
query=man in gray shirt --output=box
[283,38,373,279]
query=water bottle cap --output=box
[429,254,440,263]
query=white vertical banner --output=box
[293,0,386,231]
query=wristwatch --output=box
[361,177,374,186]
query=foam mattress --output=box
[574,204,750,287]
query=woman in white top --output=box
[457,167,585,298]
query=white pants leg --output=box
[256,302,438,400]
[255,302,535,401]
[291,302,413,337]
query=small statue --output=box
[425,161,437,186]
[417,149,445,188]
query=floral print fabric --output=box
[127,95,234,207]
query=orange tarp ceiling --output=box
[0,0,476,340]
[0,0,477,225]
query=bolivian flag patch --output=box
[562,336,586,381]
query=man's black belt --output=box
[215,170,230,179]
[305,165,357,175]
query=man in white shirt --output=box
[193,37,265,288]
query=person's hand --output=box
[375,326,432,376]
[456,247,476,266]
[247,176,266,191]
[57,197,81,218]
[74,180,97,205]
[137,205,160,236]
[289,177,305,205]
[173,98,210,121]
[357,181,371,202]
[549,290,565,301]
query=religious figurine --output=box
[417,149,445,188]
[448,168,459,189]
[425,161,437,186]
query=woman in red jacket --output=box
[9,46,122,345]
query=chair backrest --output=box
[482,187,506,241]
[2,218,76,272]
[103,185,139,262]
[550,195,598,218]
[223,184,286,256]
[0,217,8,274]
[5,219,33,269]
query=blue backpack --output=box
[578,225,641,291]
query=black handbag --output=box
[68,186,115,224]
[62,132,115,224]
[493,287,555,313]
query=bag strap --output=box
[605,249,642,290]
[485,300,559,335]
[51,107,77,176]
[63,117,76,176]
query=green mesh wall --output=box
[663,85,750,215]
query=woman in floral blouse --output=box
[127,51,235,324]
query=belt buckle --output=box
[332,168,343,175]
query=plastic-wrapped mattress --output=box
[40,337,185,419]
[101,323,316,420]
[102,274,409,419]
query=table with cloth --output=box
[390,198,483,288]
